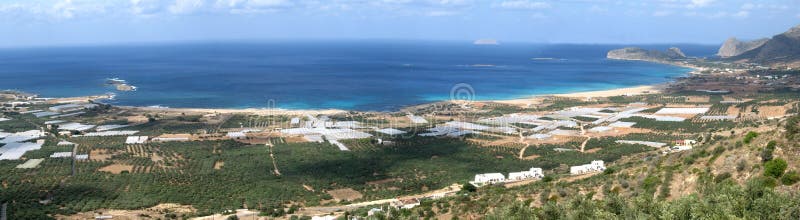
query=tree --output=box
[764,158,788,178]
[761,141,776,162]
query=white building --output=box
[311,215,337,220]
[507,167,544,181]
[392,198,421,209]
[471,173,506,186]
[671,145,693,152]
[570,160,605,175]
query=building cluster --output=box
[570,160,606,175]
[470,167,545,187]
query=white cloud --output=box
[51,0,77,19]
[169,0,204,14]
[687,0,714,9]
[131,0,163,16]
[741,3,789,11]
[215,0,292,14]
[732,10,749,18]
[497,0,550,10]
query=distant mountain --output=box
[607,47,686,63]
[728,24,800,67]
[717,37,769,58]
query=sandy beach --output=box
[491,84,666,106]
[552,84,665,98]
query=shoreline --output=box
[117,82,673,115]
[10,81,681,116]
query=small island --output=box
[606,47,686,63]
[106,78,137,92]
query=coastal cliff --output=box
[606,47,686,63]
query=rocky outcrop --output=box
[729,24,800,67]
[607,47,686,62]
[717,37,769,58]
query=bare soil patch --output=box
[285,136,308,143]
[214,160,224,170]
[521,154,541,160]
[726,105,742,116]
[757,105,787,118]
[89,149,115,161]
[328,188,363,201]
[585,148,601,153]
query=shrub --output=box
[642,175,661,193]
[714,172,732,183]
[764,158,788,178]
[736,160,747,172]
[461,182,477,193]
[780,171,800,185]
[743,131,758,144]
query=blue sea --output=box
[0,41,717,111]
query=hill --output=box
[729,24,800,67]
[717,37,769,58]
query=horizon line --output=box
[0,37,724,50]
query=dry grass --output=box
[59,203,196,220]
[214,160,224,170]
[685,96,710,103]
[98,163,134,174]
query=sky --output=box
[0,0,798,48]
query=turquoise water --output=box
[0,41,713,111]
